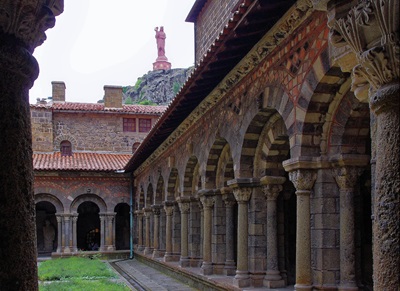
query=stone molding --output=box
[329,0,399,102]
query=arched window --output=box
[60,140,72,156]
[132,142,140,154]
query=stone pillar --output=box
[221,187,236,276]
[260,176,286,288]
[178,197,191,267]
[332,165,364,291]
[71,214,78,253]
[163,201,175,262]
[143,208,153,255]
[189,197,202,267]
[136,211,144,252]
[151,205,162,258]
[106,213,116,251]
[228,180,254,288]
[288,169,317,291]
[63,214,71,253]
[200,191,215,275]
[328,1,399,289]
[0,2,62,289]
[56,215,63,253]
[100,213,107,251]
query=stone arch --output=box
[205,137,230,189]
[35,193,64,213]
[183,155,200,196]
[155,175,164,204]
[146,183,154,207]
[166,168,179,200]
[239,108,278,178]
[137,185,145,210]
[53,134,78,151]
[216,143,234,189]
[70,194,107,213]
[254,113,290,178]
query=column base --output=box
[264,278,286,288]
[201,262,213,275]
[250,273,265,287]
[224,261,236,276]
[295,283,313,291]
[179,257,190,268]
[163,252,175,262]
[107,245,115,251]
[63,247,71,253]
[213,263,225,275]
[190,258,203,267]
[264,270,285,287]
[71,247,78,253]
[233,270,250,288]
[143,247,153,256]
[338,285,358,291]
[152,249,161,258]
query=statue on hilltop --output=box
[153,26,171,70]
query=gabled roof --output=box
[33,152,132,172]
[30,103,167,115]
[125,0,296,172]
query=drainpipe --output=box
[129,173,134,259]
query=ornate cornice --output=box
[329,0,399,102]
[134,0,315,176]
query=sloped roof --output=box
[30,103,167,115]
[125,0,295,172]
[33,152,132,172]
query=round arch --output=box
[183,155,200,196]
[155,175,164,204]
[215,143,234,189]
[70,194,107,213]
[35,193,64,213]
[166,168,179,200]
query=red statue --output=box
[153,26,171,70]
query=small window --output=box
[123,118,136,132]
[139,118,151,132]
[132,142,141,153]
[60,140,72,156]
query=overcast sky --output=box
[30,0,195,104]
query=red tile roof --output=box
[33,152,132,172]
[31,103,166,115]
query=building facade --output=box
[125,0,399,290]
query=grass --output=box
[38,257,129,291]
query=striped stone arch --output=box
[254,113,290,178]
[53,134,78,151]
[216,143,234,189]
[205,137,230,189]
[136,186,145,210]
[70,194,107,213]
[35,193,64,213]
[155,175,164,204]
[183,155,200,196]
[146,183,154,207]
[166,168,179,200]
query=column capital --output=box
[332,166,364,190]
[328,0,399,103]
[177,197,191,214]
[288,169,317,191]
[163,204,174,216]
[71,215,78,222]
[143,207,152,217]
[221,187,236,206]
[134,210,144,217]
[227,178,259,203]
[200,195,215,209]
[56,215,62,223]
[151,204,162,216]
[260,176,286,200]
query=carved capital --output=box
[333,166,364,190]
[151,205,162,216]
[143,208,152,217]
[289,169,317,191]
[134,210,144,218]
[232,187,252,203]
[329,0,399,101]
[56,215,62,223]
[164,205,174,216]
[200,195,215,209]
[178,201,190,214]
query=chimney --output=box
[104,85,123,108]
[52,81,66,102]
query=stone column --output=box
[71,214,78,253]
[178,197,191,267]
[151,205,162,258]
[288,169,317,291]
[99,214,106,251]
[56,215,63,253]
[200,191,215,275]
[228,180,254,288]
[143,208,153,255]
[136,211,144,252]
[163,201,175,262]
[106,213,116,251]
[329,1,399,289]
[221,187,236,276]
[333,166,364,291]
[261,176,286,288]
[63,214,71,253]
[0,2,62,289]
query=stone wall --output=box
[194,0,240,63]
[31,107,53,152]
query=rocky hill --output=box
[122,67,193,105]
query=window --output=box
[139,118,151,132]
[123,118,136,132]
[132,142,141,153]
[60,140,72,156]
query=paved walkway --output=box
[110,259,197,291]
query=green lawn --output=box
[38,257,130,291]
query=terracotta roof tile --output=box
[33,152,132,172]
[30,102,166,114]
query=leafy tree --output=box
[124,96,133,105]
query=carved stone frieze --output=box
[329,0,399,101]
